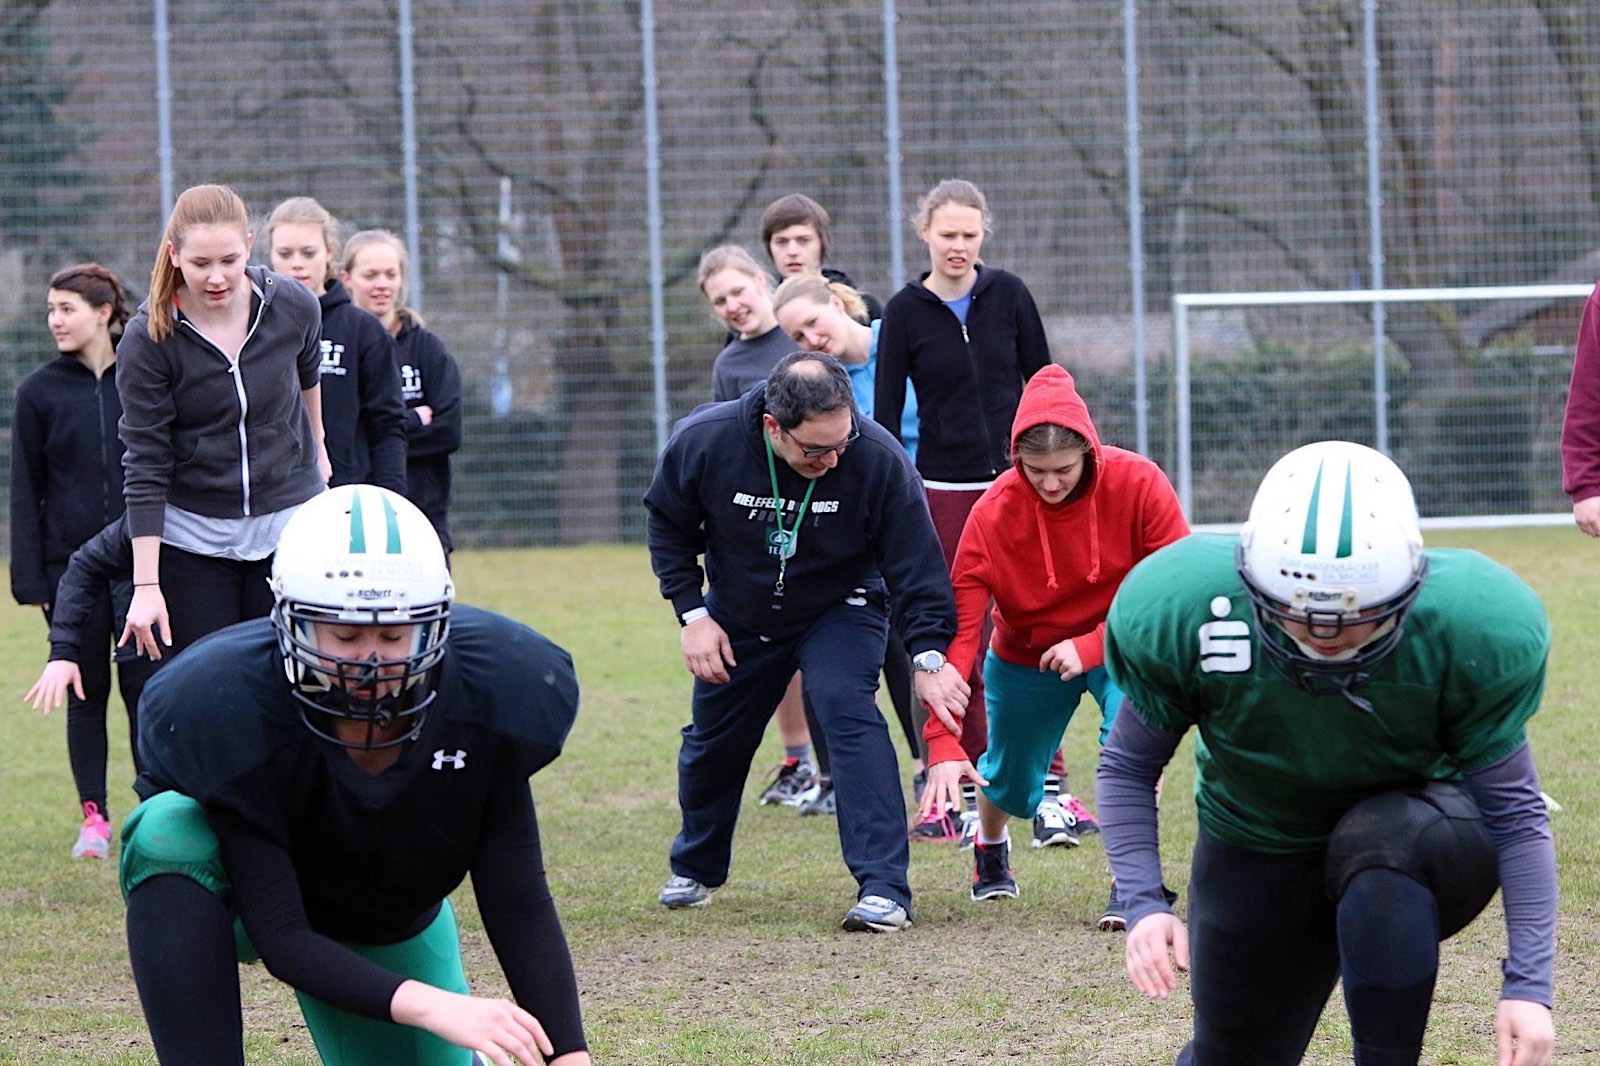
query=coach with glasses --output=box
[644,351,968,933]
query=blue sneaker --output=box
[841,894,911,932]
[659,875,715,908]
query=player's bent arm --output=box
[1097,708,1183,926]
[470,783,590,1060]
[212,815,417,1020]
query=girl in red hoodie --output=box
[916,364,1189,923]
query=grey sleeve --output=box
[1097,706,1185,928]
[1461,742,1557,1007]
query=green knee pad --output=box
[119,791,232,902]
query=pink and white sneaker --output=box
[1062,794,1100,836]
[71,801,111,860]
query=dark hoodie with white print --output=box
[925,363,1189,765]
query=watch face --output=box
[915,652,944,672]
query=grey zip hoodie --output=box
[115,266,325,538]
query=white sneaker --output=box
[1032,800,1080,849]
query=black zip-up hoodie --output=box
[115,266,325,538]
[873,265,1051,483]
[395,315,463,550]
[643,382,956,654]
[317,279,408,494]
[9,356,125,603]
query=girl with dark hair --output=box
[10,263,150,858]
[116,184,331,662]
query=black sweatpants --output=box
[159,546,275,657]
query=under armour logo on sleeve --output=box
[431,749,467,770]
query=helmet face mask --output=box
[1236,442,1426,711]
[269,486,454,750]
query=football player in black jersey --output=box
[121,485,590,1066]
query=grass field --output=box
[2,527,1598,1064]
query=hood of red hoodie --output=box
[1010,363,1101,507]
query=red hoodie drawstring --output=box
[1086,495,1102,584]
[1035,506,1059,590]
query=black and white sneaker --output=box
[1098,883,1180,931]
[759,758,815,807]
[797,778,836,816]
[1031,800,1081,849]
[842,894,911,932]
[659,875,715,908]
[971,840,1020,901]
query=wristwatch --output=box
[912,650,947,674]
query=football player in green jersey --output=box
[1098,441,1555,1066]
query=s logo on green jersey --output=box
[1199,594,1252,673]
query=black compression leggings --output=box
[1179,829,1451,1066]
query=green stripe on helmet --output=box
[349,490,366,553]
[382,493,401,553]
[1300,459,1325,554]
[1337,461,1354,558]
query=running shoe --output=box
[1061,793,1100,836]
[1098,883,1127,931]
[797,778,836,816]
[658,875,715,908]
[758,758,815,807]
[971,840,1020,901]
[909,807,960,842]
[1031,800,1080,849]
[841,894,911,932]
[957,810,980,851]
[71,801,111,860]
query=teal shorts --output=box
[975,651,1124,819]
[121,791,476,1066]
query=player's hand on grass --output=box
[1574,496,1600,537]
[1496,998,1554,1066]
[120,584,171,660]
[680,615,736,684]
[25,660,84,713]
[915,664,971,735]
[1039,639,1085,680]
[1124,911,1189,1000]
[390,981,553,1066]
[917,758,988,822]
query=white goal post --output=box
[1171,283,1595,528]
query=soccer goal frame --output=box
[1170,283,1594,529]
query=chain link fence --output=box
[5,0,1600,549]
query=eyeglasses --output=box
[783,423,860,459]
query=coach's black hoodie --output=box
[644,381,955,654]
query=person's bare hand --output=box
[680,615,736,684]
[1574,496,1600,537]
[415,404,434,426]
[26,660,84,713]
[917,758,988,822]
[915,664,970,735]
[1125,911,1189,999]
[1039,639,1084,680]
[389,982,554,1066]
[1495,998,1554,1066]
[119,584,171,661]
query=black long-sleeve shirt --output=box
[873,265,1051,483]
[9,356,125,604]
[643,381,956,654]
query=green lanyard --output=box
[765,434,817,599]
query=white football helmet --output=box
[1236,441,1426,710]
[269,485,454,749]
